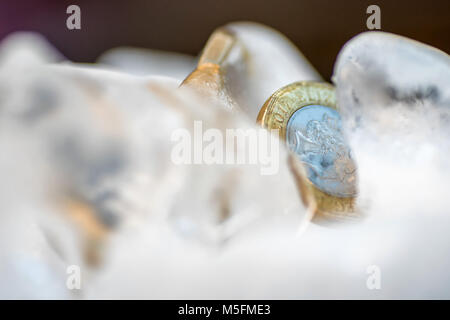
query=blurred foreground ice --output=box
[0,24,450,299]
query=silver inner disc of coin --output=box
[286,105,357,197]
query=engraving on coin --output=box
[258,81,358,218]
[286,105,357,197]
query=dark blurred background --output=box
[0,0,449,80]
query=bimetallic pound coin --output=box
[257,81,358,219]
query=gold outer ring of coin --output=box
[257,81,358,221]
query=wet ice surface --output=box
[221,22,322,119]
[334,31,450,220]
[182,22,322,119]
[98,47,196,81]
[0,26,450,299]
